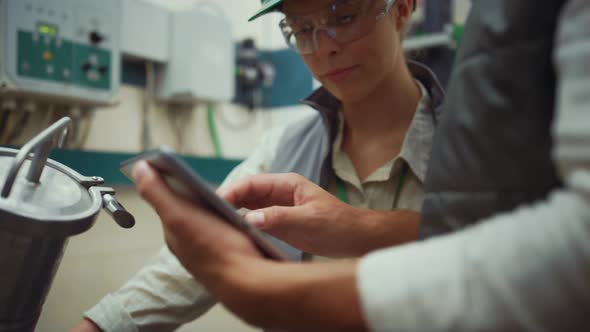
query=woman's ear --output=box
[393,0,413,31]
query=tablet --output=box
[120,146,290,261]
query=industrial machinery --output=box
[157,3,235,104]
[0,117,134,332]
[234,38,275,110]
[0,0,121,106]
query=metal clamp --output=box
[1,117,72,198]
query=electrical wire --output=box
[67,107,82,149]
[166,103,193,154]
[0,110,10,145]
[142,61,155,151]
[166,104,180,152]
[215,104,258,131]
[207,103,223,158]
[5,110,31,145]
[51,106,74,147]
[0,99,17,145]
[74,108,94,149]
[43,104,56,129]
[178,106,191,154]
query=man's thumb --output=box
[244,206,298,231]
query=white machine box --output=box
[158,6,235,103]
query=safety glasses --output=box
[279,0,396,55]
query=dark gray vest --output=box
[420,0,567,238]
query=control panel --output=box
[0,0,121,106]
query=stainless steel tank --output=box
[0,117,134,332]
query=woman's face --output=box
[282,0,409,103]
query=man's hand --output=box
[69,319,102,332]
[130,162,367,332]
[220,173,420,257]
[131,161,262,284]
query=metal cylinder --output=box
[0,231,67,332]
[0,117,134,332]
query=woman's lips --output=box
[322,65,359,83]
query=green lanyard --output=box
[336,163,409,208]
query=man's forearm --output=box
[340,209,419,257]
[206,257,367,332]
[366,209,420,249]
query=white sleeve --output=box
[357,1,590,331]
[85,126,286,332]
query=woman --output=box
[72,0,444,330]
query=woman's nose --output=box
[313,27,341,56]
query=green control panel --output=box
[17,30,111,91]
[1,0,120,105]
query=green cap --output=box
[248,0,283,21]
[248,0,416,22]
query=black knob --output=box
[98,66,109,74]
[82,62,92,72]
[89,31,104,45]
[103,194,135,229]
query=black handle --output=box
[102,194,135,228]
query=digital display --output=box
[37,22,58,36]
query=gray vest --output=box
[267,61,444,260]
[420,0,567,238]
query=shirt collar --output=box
[398,79,433,182]
[301,60,444,184]
[331,80,434,186]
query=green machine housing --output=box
[0,0,121,107]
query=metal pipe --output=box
[1,117,72,198]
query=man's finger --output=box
[219,173,303,209]
[131,161,198,224]
[244,206,303,232]
[244,206,315,252]
[132,161,247,239]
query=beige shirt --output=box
[85,81,434,332]
[331,80,432,213]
